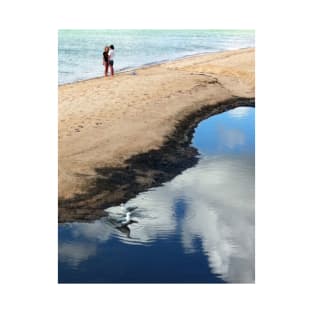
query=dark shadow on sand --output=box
[59,97,255,223]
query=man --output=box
[108,44,115,76]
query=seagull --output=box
[121,211,131,226]
[107,205,138,227]
[105,203,140,239]
[117,211,140,237]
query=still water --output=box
[58,107,255,283]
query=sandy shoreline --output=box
[59,47,255,218]
[59,48,251,87]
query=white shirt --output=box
[108,49,115,60]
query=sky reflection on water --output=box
[59,106,255,283]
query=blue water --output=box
[58,29,254,84]
[58,107,255,283]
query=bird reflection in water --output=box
[106,204,139,238]
[116,220,138,238]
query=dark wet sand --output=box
[59,48,255,222]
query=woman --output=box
[108,44,115,76]
[102,46,109,76]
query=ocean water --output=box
[58,106,255,283]
[58,29,254,85]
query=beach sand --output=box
[59,48,255,212]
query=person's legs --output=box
[105,62,108,76]
[109,60,114,76]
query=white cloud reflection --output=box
[227,106,251,118]
[60,155,254,283]
[59,242,97,267]
[218,126,246,149]
[176,156,255,283]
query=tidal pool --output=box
[58,106,255,283]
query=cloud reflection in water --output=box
[59,154,254,283]
[58,107,255,283]
[227,106,251,118]
[59,242,97,267]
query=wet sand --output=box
[59,48,255,220]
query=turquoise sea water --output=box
[58,29,254,85]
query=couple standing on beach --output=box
[103,45,115,76]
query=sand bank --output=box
[59,48,255,220]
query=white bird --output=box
[121,212,131,226]
[106,203,139,227]
[108,209,133,226]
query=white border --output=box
[1,0,312,313]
